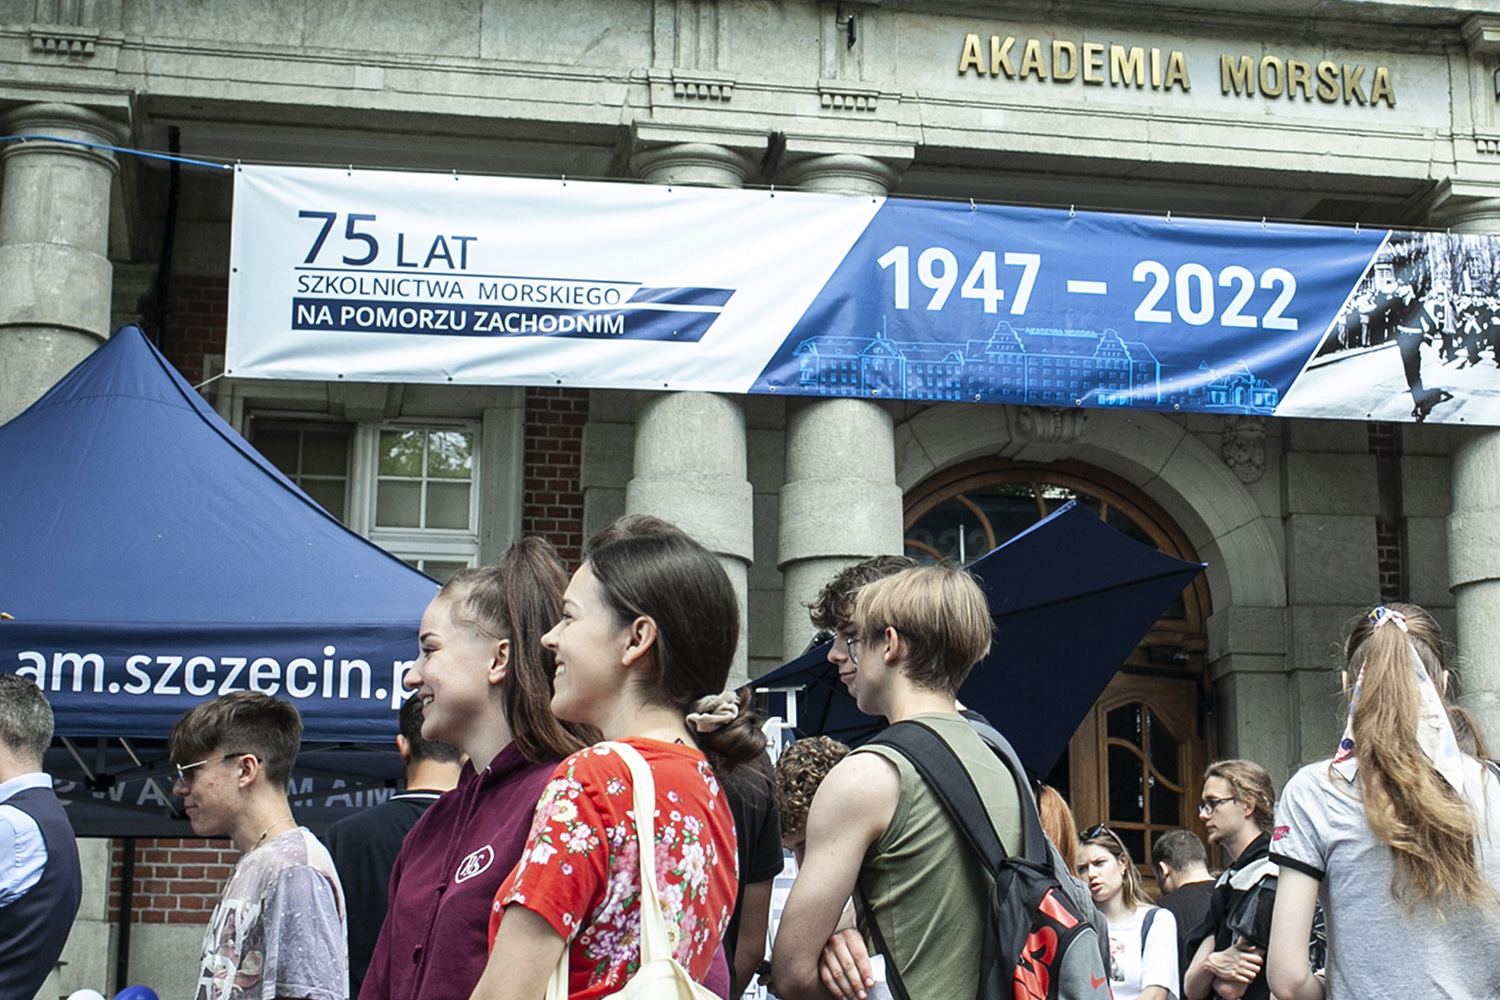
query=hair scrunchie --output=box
[686,692,739,733]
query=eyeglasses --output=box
[805,629,836,654]
[1198,795,1238,816]
[173,752,258,786]
[1081,823,1112,841]
[846,636,864,665]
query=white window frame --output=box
[351,420,482,574]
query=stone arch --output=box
[892,404,1284,613]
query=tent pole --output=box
[59,737,96,784]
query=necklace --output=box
[252,816,295,850]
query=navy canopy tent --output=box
[0,327,439,832]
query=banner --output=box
[7,621,417,743]
[227,165,1500,424]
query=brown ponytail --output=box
[1344,603,1495,915]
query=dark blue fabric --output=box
[0,327,438,741]
[754,500,1205,776]
[0,784,82,1000]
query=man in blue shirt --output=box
[0,672,82,1000]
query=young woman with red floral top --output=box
[471,519,766,1000]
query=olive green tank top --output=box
[854,712,1023,1000]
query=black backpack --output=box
[861,719,1113,1000]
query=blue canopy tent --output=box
[0,326,439,835]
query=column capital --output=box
[630,141,760,188]
[778,153,903,196]
[1461,15,1500,55]
[1420,182,1500,235]
[774,135,913,194]
[628,123,766,187]
[0,102,128,173]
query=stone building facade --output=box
[2,1,1499,997]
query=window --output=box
[367,424,480,582]
[249,417,479,584]
[375,427,474,530]
[249,420,353,521]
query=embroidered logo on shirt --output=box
[455,845,495,883]
[1272,825,1290,841]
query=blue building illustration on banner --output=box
[790,320,1279,414]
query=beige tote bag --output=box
[544,741,721,1000]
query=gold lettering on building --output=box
[1216,53,1394,107]
[1019,37,1047,80]
[1112,45,1144,87]
[1164,50,1190,91]
[1052,40,1078,82]
[959,33,1392,108]
[1082,42,1105,84]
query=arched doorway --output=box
[903,457,1213,867]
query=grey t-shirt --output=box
[1271,756,1500,999]
[196,827,348,1000]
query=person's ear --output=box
[881,626,901,665]
[235,752,260,789]
[395,734,412,765]
[622,616,658,668]
[487,638,510,686]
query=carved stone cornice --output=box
[818,80,880,112]
[670,69,734,103]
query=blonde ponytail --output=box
[1344,604,1496,915]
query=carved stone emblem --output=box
[1014,406,1086,445]
[1221,415,1266,484]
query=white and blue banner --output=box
[228,165,1500,424]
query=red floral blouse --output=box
[489,739,738,1000]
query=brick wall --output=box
[140,274,231,385]
[522,387,589,567]
[109,838,236,924]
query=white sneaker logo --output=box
[455,845,495,883]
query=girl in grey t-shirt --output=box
[1265,604,1500,1000]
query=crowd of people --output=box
[6,518,1500,1000]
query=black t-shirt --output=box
[322,789,444,993]
[719,753,785,978]
[1157,879,1213,985]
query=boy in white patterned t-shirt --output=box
[170,692,347,1000]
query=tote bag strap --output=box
[608,741,674,967]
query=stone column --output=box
[776,153,906,660]
[1442,197,1500,732]
[626,142,756,686]
[0,103,123,425]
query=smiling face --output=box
[404,592,504,750]
[542,562,633,729]
[1077,842,1126,906]
[838,624,895,717]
